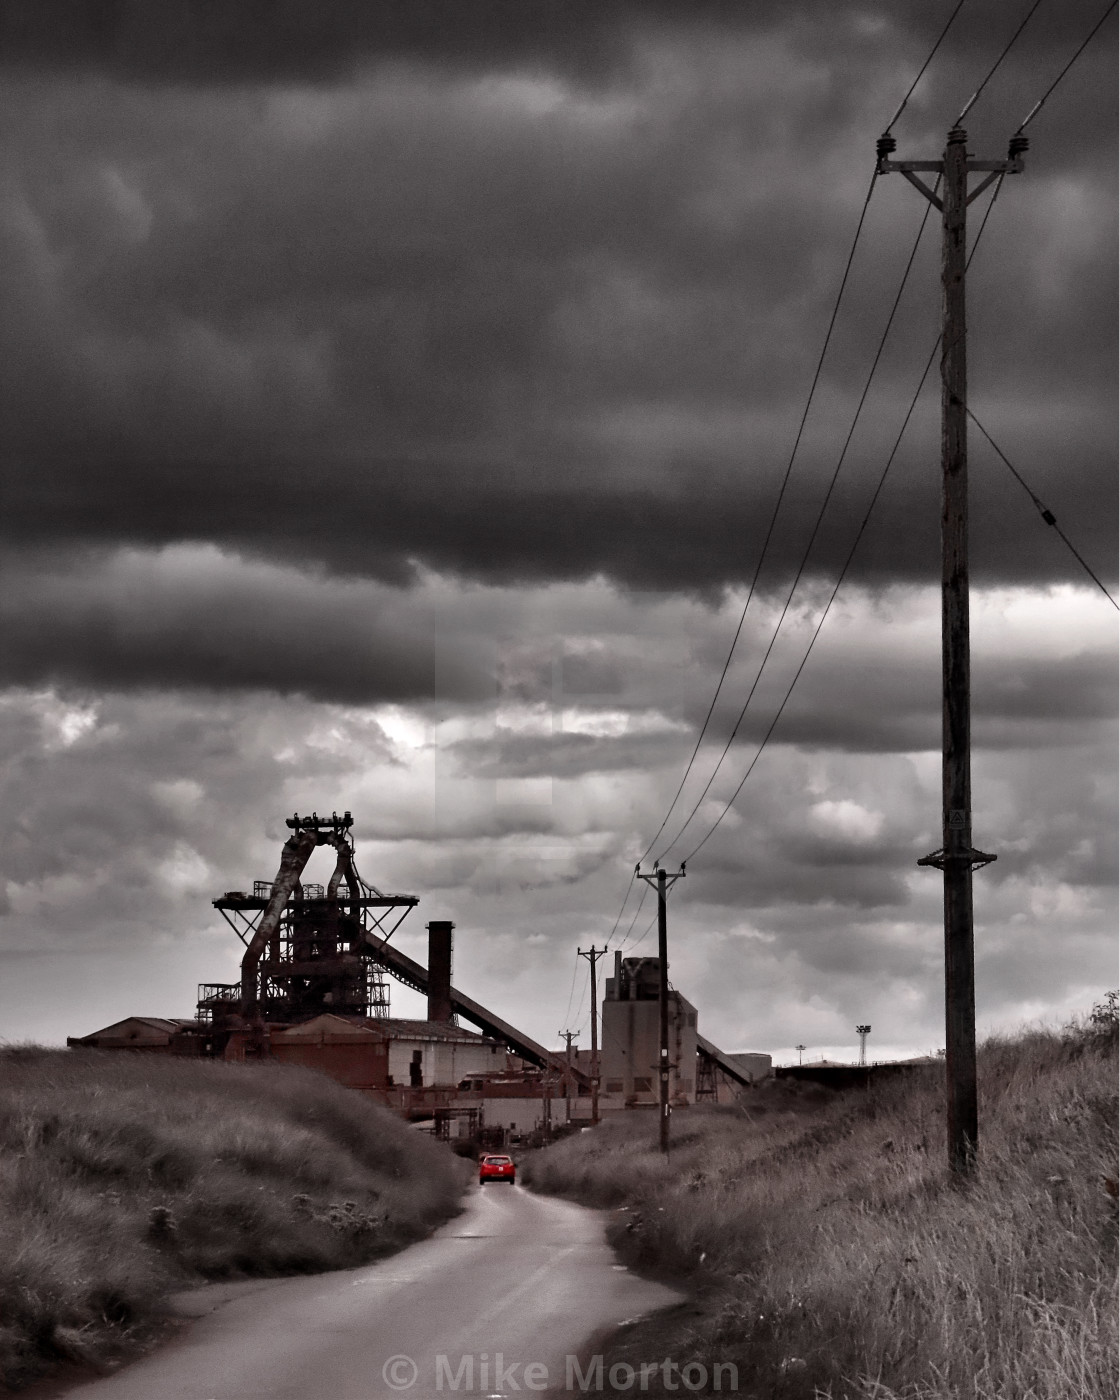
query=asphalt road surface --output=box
[56,1183,682,1400]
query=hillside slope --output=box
[0,1048,468,1391]
[525,1009,1118,1400]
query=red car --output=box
[479,1153,516,1185]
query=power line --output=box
[571,880,643,1018]
[884,0,970,133]
[558,947,581,1030]
[957,0,1048,123]
[566,863,640,1025]
[962,1,1120,609]
[680,435,915,864]
[1016,0,1118,133]
[679,180,1010,865]
[602,869,638,951]
[570,976,588,1035]
[631,3,972,884]
[618,1,1102,915]
[617,882,650,951]
[624,901,666,955]
[636,164,882,865]
[600,868,650,957]
[619,880,679,957]
[655,186,939,862]
[605,6,1113,965]
[968,408,1118,608]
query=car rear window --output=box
[485,1156,512,1164]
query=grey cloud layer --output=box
[3,549,1114,737]
[2,683,1110,1053]
[0,547,467,704]
[0,3,1114,618]
[0,1,1112,95]
[0,0,696,84]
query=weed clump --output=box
[0,1049,468,1390]
[525,1006,1118,1399]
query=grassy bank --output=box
[0,1048,468,1391]
[524,1009,1118,1400]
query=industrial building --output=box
[601,954,699,1107]
[67,812,767,1138]
[600,953,770,1108]
[68,1016,204,1055]
[265,1014,504,1090]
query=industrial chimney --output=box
[427,921,454,1023]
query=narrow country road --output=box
[56,1184,682,1400]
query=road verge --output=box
[524,1009,1118,1399]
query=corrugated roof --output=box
[378,1019,497,1044]
[76,1017,182,1039]
[272,1014,383,1040]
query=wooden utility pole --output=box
[560,1029,577,1125]
[877,126,1025,1174]
[636,863,685,1154]
[577,947,606,1126]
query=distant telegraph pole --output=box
[636,862,685,1154]
[577,948,606,1126]
[878,125,1025,1174]
[560,1029,577,1125]
[796,1043,806,1066]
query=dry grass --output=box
[0,1048,468,1391]
[524,1010,1118,1400]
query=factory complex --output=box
[68,813,771,1143]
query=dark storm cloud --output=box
[661,807,920,912]
[0,1,995,86]
[0,0,671,84]
[0,0,1111,96]
[0,538,1113,736]
[2,441,1114,598]
[763,641,1118,754]
[0,546,499,704]
[435,634,1118,781]
[0,1,1114,613]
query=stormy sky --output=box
[1,1,1115,1065]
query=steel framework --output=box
[198,812,418,1026]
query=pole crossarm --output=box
[635,859,686,897]
[876,130,1026,211]
[878,158,1025,172]
[635,871,685,894]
